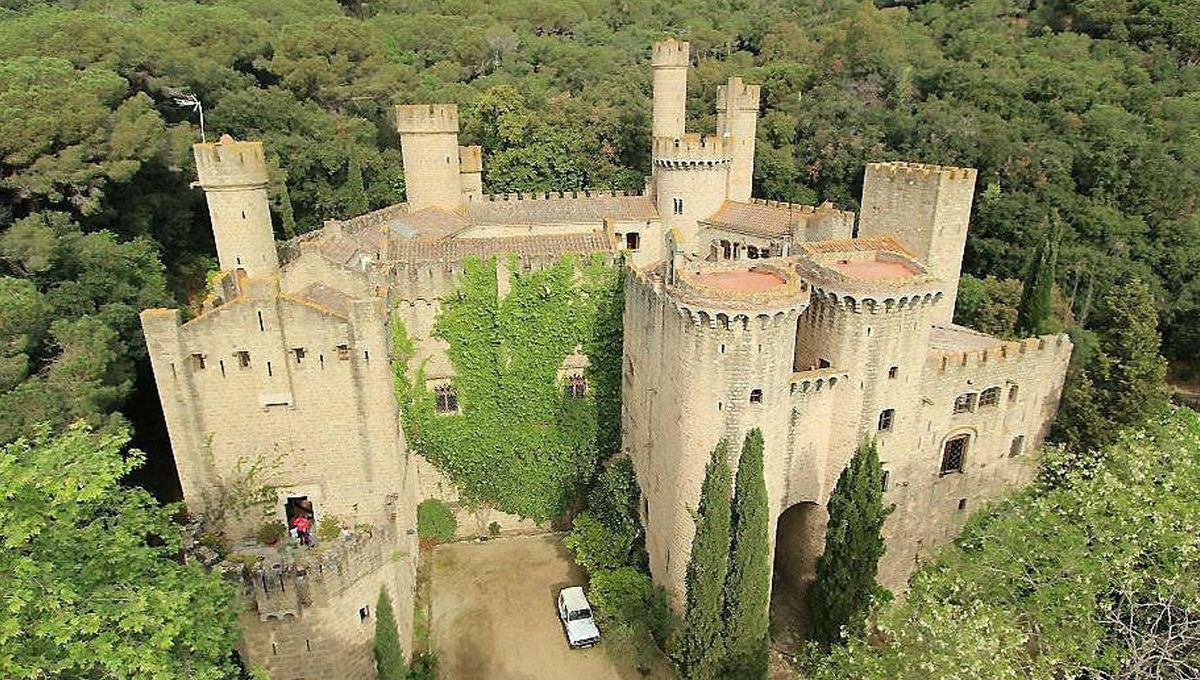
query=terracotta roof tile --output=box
[701,200,804,238]
[390,231,614,262]
[288,283,355,318]
[799,235,913,257]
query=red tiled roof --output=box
[390,231,614,262]
[701,200,804,238]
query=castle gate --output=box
[770,500,826,649]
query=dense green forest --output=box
[1,0,1197,460]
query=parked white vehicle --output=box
[557,586,601,648]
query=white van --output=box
[557,586,601,648]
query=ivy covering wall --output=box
[393,254,624,521]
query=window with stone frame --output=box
[953,392,976,414]
[749,388,764,404]
[435,384,459,414]
[235,350,251,368]
[625,232,641,251]
[878,408,895,432]
[979,386,1001,408]
[565,374,587,399]
[941,434,969,475]
[191,353,206,370]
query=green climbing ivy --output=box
[393,254,624,521]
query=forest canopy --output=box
[0,0,1195,444]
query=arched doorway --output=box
[770,501,827,650]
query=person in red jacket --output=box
[291,513,313,546]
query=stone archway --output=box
[769,500,827,650]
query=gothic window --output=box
[749,388,763,404]
[878,408,895,432]
[435,384,459,414]
[721,240,732,259]
[673,197,683,215]
[940,435,968,475]
[979,386,1001,408]
[953,392,976,414]
[747,246,760,259]
[1009,384,1020,402]
[1010,435,1026,457]
[625,232,641,251]
[236,350,251,368]
[565,374,587,399]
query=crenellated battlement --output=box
[930,333,1072,374]
[717,77,761,112]
[193,135,269,190]
[652,134,733,167]
[865,161,978,183]
[395,104,459,134]
[651,38,690,67]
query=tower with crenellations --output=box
[139,38,1073,674]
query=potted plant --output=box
[256,520,287,546]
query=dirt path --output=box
[429,534,662,680]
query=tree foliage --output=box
[809,438,893,647]
[1016,228,1059,337]
[373,588,406,680]
[0,424,241,679]
[723,428,771,679]
[810,407,1200,679]
[678,440,733,680]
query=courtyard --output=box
[428,534,670,680]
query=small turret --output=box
[717,77,761,203]
[651,39,690,140]
[396,104,463,211]
[193,135,278,278]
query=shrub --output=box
[564,512,633,573]
[589,567,674,669]
[416,499,457,542]
[316,515,342,542]
[255,521,286,545]
[406,652,437,680]
[488,521,501,536]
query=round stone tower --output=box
[652,134,733,247]
[623,259,809,605]
[651,38,689,140]
[193,135,278,279]
[395,104,464,212]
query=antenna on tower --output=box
[173,93,206,143]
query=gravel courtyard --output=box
[429,534,668,680]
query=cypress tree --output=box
[1016,227,1058,337]
[278,180,297,239]
[808,439,893,647]
[344,146,369,217]
[373,587,406,680]
[1090,276,1167,427]
[723,428,771,679]
[678,440,733,680]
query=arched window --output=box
[979,387,1001,408]
[747,246,760,259]
[721,240,732,259]
[953,392,976,414]
[565,374,587,399]
[940,434,968,475]
[435,384,459,414]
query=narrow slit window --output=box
[881,470,890,492]
[363,350,370,362]
[266,361,273,377]
[672,197,683,215]
[359,606,370,622]
[1009,384,1020,402]
[957,498,968,511]
[257,311,265,332]
[219,359,226,376]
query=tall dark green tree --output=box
[678,440,733,680]
[808,439,894,647]
[1090,276,1167,426]
[372,587,405,680]
[1016,225,1059,337]
[723,428,771,679]
[343,145,369,217]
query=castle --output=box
[141,38,1071,678]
